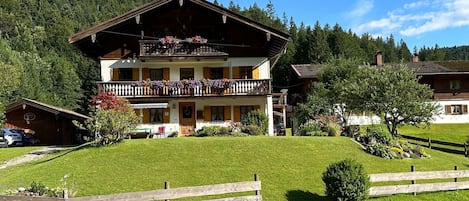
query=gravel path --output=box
[0,147,69,169]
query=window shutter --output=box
[233,67,240,79]
[203,67,210,78]
[112,69,119,81]
[163,68,170,80]
[234,106,241,122]
[463,105,468,114]
[224,106,231,121]
[134,109,140,116]
[204,106,211,122]
[252,67,259,79]
[142,68,150,80]
[132,68,139,81]
[223,67,229,78]
[445,105,451,114]
[163,108,170,123]
[143,109,150,124]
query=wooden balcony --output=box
[139,40,228,57]
[97,79,271,98]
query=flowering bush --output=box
[159,36,208,44]
[132,79,236,90]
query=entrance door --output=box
[179,102,195,136]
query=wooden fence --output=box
[400,134,468,157]
[0,174,261,201]
[369,166,469,196]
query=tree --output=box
[0,62,20,125]
[356,64,439,136]
[85,93,139,146]
[295,82,333,126]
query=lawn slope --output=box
[0,137,468,200]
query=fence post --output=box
[164,181,170,201]
[254,173,260,196]
[63,188,69,200]
[411,165,416,196]
[455,166,459,182]
[428,138,432,149]
[464,143,468,157]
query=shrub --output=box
[327,122,341,136]
[241,110,268,135]
[364,127,394,145]
[299,121,322,136]
[241,125,264,135]
[365,144,394,159]
[194,126,230,137]
[390,147,404,159]
[344,125,360,137]
[322,159,370,201]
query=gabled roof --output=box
[291,61,469,79]
[290,64,323,79]
[69,0,290,67]
[6,98,90,120]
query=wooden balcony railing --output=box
[97,79,271,98]
[139,40,228,57]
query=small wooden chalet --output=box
[4,98,90,145]
[69,0,290,136]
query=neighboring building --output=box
[290,53,469,124]
[4,98,90,145]
[69,0,290,136]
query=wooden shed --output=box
[4,98,90,145]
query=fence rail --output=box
[369,166,469,196]
[399,134,468,157]
[0,174,261,201]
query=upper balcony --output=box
[97,79,271,98]
[139,37,228,58]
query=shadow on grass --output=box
[286,190,331,201]
[34,142,95,164]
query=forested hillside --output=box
[0,0,467,119]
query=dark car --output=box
[13,129,40,146]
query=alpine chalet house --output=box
[69,0,290,136]
[291,53,469,124]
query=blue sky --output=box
[212,0,469,50]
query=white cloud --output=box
[348,0,374,17]
[353,0,469,37]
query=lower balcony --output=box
[97,79,271,98]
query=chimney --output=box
[412,54,419,63]
[375,51,383,66]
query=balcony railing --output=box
[97,79,271,98]
[139,40,228,57]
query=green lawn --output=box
[0,147,41,164]
[0,137,468,200]
[398,124,469,143]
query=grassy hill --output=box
[1,137,469,200]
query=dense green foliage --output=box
[241,110,269,135]
[322,159,370,201]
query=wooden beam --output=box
[222,15,227,24]
[135,15,141,24]
[266,32,271,41]
[369,170,469,182]
[179,0,183,6]
[369,181,469,196]
[91,34,96,43]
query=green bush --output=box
[327,122,341,136]
[194,126,230,137]
[241,110,268,135]
[322,159,370,201]
[365,144,394,159]
[299,121,322,136]
[241,125,263,135]
[364,127,394,145]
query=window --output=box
[211,106,224,121]
[240,106,254,121]
[239,67,252,79]
[180,68,194,80]
[119,68,133,80]
[150,69,163,80]
[150,108,164,123]
[446,104,467,115]
[450,80,461,90]
[210,68,224,79]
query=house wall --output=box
[432,100,469,123]
[135,96,274,136]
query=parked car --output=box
[0,130,7,148]
[1,128,23,146]
[18,129,40,145]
